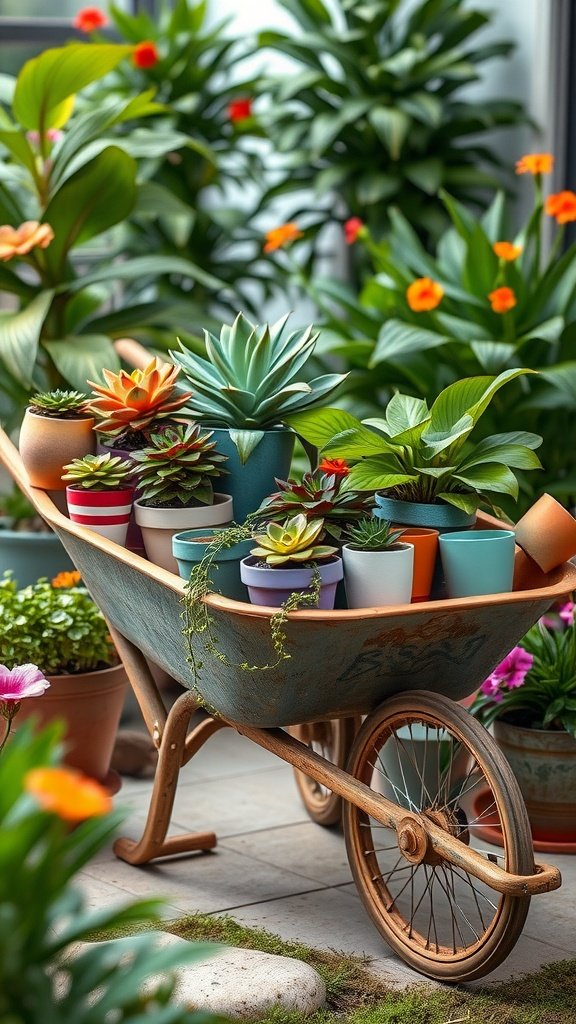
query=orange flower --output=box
[263,223,304,253]
[73,6,108,31]
[344,217,364,245]
[545,190,576,225]
[0,221,54,262]
[406,277,444,312]
[51,570,82,589]
[493,241,522,262]
[489,286,517,314]
[133,41,159,69]
[515,153,554,175]
[25,767,112,821]
[319,458,349,478]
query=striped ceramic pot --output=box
[66,485,134,545]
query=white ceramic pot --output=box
[134,494,234,574]
[342,542,414,608]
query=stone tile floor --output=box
[78,723,576,989]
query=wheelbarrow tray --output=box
[5,451,573,726]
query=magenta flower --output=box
[481,646,534,702]
[0,663,50,703]
[559,601,574,626]
[480,677,503,701]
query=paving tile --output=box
[467,933,574,987]
[75,873,183,921]
[221,822,353,887]
[82,843,322,915]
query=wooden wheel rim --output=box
[291,718,358,827]
[343,692,534,982]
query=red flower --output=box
[228,98,252,123]
[133,41,159,69]
[545,190,576,225]
[488,286,516,314]
[344,217,364,245]
[319,458,349,478]
[73,7,108,32]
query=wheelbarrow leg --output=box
[108,625,222,865]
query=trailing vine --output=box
[181,521,322,695]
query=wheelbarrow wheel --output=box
[291,717,360,827]
[343,691,534,982]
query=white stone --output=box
[148,934,326,1018]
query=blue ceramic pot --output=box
[0,528,74,587]
[172,528,253,601]
[209,427,295,524]
[374,494,475,531]
[439,529,516,598]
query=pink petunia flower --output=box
[488,646,534,691]
[480,677,503,701]
[559,601,574,626]
[0,663,50,703]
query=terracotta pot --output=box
[514,493,576,572]
[393,527,439,602]
[66,485,134,545]
[493,719,576,843]
[16,663,128,785]
[134,493,234,574]
[19,409,96,490]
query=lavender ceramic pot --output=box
[240,556,343,609]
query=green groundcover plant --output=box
[0,721,217,1020]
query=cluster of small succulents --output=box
[62,453,134,491]
[29,390,89,418]
[131,424,229,507]
[345,518,405,551]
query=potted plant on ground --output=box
[62,452,135,546]
[170,312,347,521]
[0,570,127,786]
[471,603,576,848]
[342,518,412,608]
[19,390,95,491]
[240,513,342,609]
[131,423,231,573]
[0,485,75,585]
[287,369,543,529]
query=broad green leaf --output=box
[368,107,410,159]
[463,223,498,296]
[371,320,449,366]
[44,147,137,274]
[440,188,478,240]
[65,254,227,294]
[309,99,373,156]
[0,290,52,387]
[284,407,360,450]
[43,335,120,391]
[383,392,429,434]
[437,491,480,514]
[13,44,133,132]
[517,316,565,346]
[404,158,443,194]
[453,463,519,498]
[322,425,391,458]
[481,190,506,242]
[470,341,515,373]
[539,363,576,402]
[459,438,542,471]
[0,129,37,177]
[229,428,265,464]
[341,459,417,492]
[428,368,536,438]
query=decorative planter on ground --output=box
[131,422,231,574]
[172,527,252,600]
[171,313,347,523]
[240,514,342,609]
[0,486,74,585]
[341,518,413,608]
[19,390,95,490]
[62,452,135,545]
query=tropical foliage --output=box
[0,42,223,427]
[287,370,542,515]
[258,0,525,247]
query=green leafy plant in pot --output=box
[342,518,412,608]
[0,569,127,785]
[171,312,347,521]
[131,422,231,573]
[471,603,576,845]
[287,369,543,529]
[62,452,135,546]
[240,513,342,609]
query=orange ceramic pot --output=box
[514,493,576,572]
[16,663,128,784]
[395,527,439,602]
[19,409,96,490]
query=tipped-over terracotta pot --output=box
[515,493,576,572]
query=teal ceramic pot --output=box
[172,528,253,601]
[0,528,74,587]
[210,427,295,523]
[375,494,475,531]
[439,529,516,598]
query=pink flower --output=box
[0,663,50,703]
[480,677,503,701]
[486,646,534,693]
[559,601,574,626]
